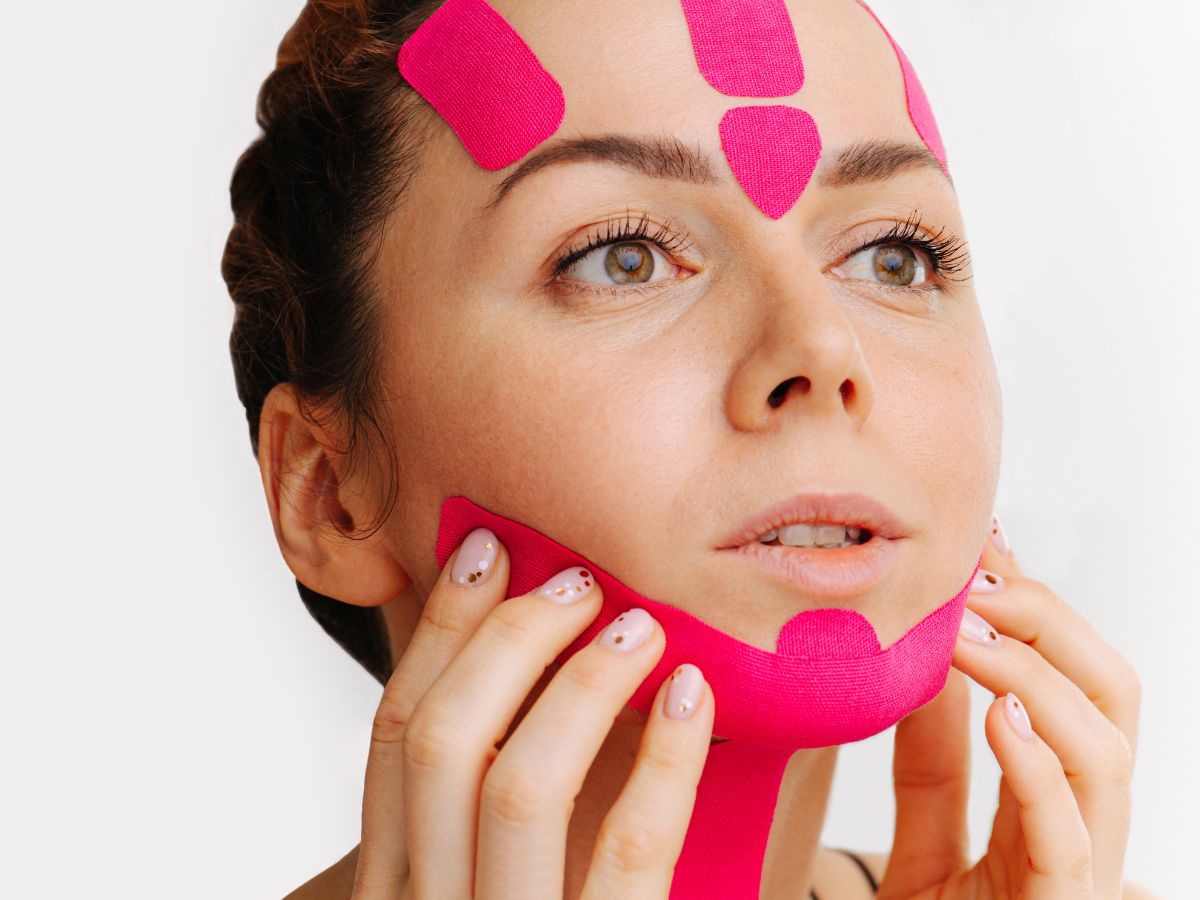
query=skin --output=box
[258,0,1150,896]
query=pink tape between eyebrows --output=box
[679,0,804,96]
[396,0,565,171]
[853,0,949,175]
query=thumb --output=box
[886,666,973,894]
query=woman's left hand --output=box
[880,514,1142,899]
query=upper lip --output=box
[717,489,909,548]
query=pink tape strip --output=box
[853,0,949,175]
[436,496,981,749]
[679,0,804,97]
[397,0,565,171]
[436,496,981,895]
[719,105,822,220]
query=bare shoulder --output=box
[827,848,1163,900]
[283,844,360,900]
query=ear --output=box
[256,382,411,607]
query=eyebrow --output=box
[482,134,949,211]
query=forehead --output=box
[483,0,915,160]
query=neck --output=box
[563,713,840,899]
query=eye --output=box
[557,240,681,288]
[835,243,931,288]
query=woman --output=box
[222,0,1150,896]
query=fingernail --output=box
[450,527,499,587]
[664,663,704,720]
[989,511,1011,556]
[598,608,655,653]
[959,607,1000,646]
[971,569,1005,593]
[535,566,596,605]
[1004,691,1035,741]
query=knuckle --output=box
[370,696,411,747]
[402,703,467,773]
[1063,847,1094,883]
[559,657,619,696]
[595,815,669,873]
[1103,731,1135,784]
[483,598,540,646]
[481,760,556,825]
[635,740,687,784]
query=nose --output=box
[724,261,875,432]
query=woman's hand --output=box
[350,528,715,899]
[882,514,1142,899]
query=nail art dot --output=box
[984,573,998,584]
[467,572,477,583]
[555,587,565,596]
[485,541,494,549]
[988,629,997,640]
[614,634,624,644]
[677,699,694,714]
[580,570,590,578]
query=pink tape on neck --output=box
[679,0,821,220]
[853,0,950,176]
[435,496,983,895]
[397,0,565,170]
[679,0,804,96]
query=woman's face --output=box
[371,0,1002,653]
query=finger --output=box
[954,603,1134,897]
[473,608,669,900]
[980,510,1023,580]
[963,573,1142,765]
[582,663,714,899]
[886,666,972,895]
[354,527,512,896]
[403,567,605,899]
[982,691,1093,899]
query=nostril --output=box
[768,376,806,408]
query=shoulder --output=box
[824,848,1163,900]
[283,844,359,900]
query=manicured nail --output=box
[535,566,595,605]
[989,512,1011,556]
[450,527,499,587]
[959,607,1000,646]
[664,663,704,720]
[971,569,1005,593]
[1004,691,1035,741]
[598,608,655,653]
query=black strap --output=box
[833,847,880,893]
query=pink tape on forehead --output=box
[679,0,823,220]
[853,0,949,175]
[396,0,565,171]
[679,0,804,97]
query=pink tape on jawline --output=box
[679,0,822,221]
[436,496,984,896]
[396,0,564,170]
[853,0,950,176]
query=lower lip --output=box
[719,534,904,599]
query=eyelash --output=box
[550,208,971,291]
[550,210,695,281]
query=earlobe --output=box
[256,382,411,608]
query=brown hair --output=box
[221,0,440,685]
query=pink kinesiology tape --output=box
[679,0,822,220]
[854,0,950,175]
[436,496,983,895]
[396,0,564,170]
[679,0,804,97]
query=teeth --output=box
[757,523,868,548]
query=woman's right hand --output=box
[351,526,716,899]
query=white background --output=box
[2,1,1195,896]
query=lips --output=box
[717,489,909,550]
